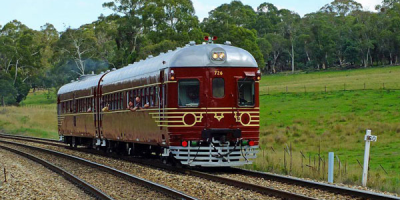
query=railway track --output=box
[1,134,399,200]
[0,145,103,200]
[0,139,196,200]
[228,168,400,200]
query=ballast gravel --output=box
[0,148,92,200]
[0,139,278,200]
[0,143,170,200]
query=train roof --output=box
[58,43,258,95]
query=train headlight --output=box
[210,48,227,63]
[211,52,226,61]
[212,52,219,60]
[219,52,226,60]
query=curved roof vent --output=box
[224,41,232,46]
[202,42,206,45]
[106,70,110,73]
[112,68,117,71]
[148,55,154,58]
[189,41,196,46]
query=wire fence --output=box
[255,142,393,190]
[260,82,400,95]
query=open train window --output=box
[238,79,255,107]
[178,79,199,107]
[213,78,225,98]
[155,86,159,106]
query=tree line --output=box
[1,0,400,105]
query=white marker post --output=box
[362,130,377,187]
[328,152,334,183]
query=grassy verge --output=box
[0,90,58,139]
[245,66,400,194]
[260,65,400,94]
[245,90,400,193]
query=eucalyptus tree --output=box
[57,26,98,75]
[254,3,280,36]
[320,0,363,16]
[103,0,147,65]
[201,0,256,38]
[0,20,42,103]
[278,9,301,73]
[265,33,287,73]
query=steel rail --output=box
[0,144,113,200]
[5,134,397,200]
[0,133,62,143]
[0,134,314,199]
[0,140,197,200]
[0,134,64,147]
[76,149,314,200]
[230,168,400,200]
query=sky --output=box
[0,0,382,31]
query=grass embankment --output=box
[0,90,58,139]
[247,66,400,194]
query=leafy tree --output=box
[321,0,363,16]
[0,72,17,106]
[279,9,301,73]
[57,27,97,75]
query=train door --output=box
[159,69,165,129]
[93,87,99,138]
[204,68,235,129]
[98,85,104,138]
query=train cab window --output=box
[213,78,225,98]
[238,79,255,107]
[155,86,159,106]
[178,79,200,107]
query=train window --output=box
[146,87,149,106]
[178,79,200,107]
[213,78,225,98]
[150,87,154,107]
[238,79,255,107]
[155,86,159,106]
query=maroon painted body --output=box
[57,43,260,167]
[166,67,259,146]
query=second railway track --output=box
[1,134,399,200]
[0,139,195,200]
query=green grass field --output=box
[250,66,400,193]
[0,66,399,193]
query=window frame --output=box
[178,79,200,108]
[237,79,255,107]
[212,78,225,98]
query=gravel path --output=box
[0,139,279,200]
[0,148,93,200]
[0,143,170,200]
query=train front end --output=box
[160,42,260,167]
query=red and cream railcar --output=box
[57,41,260,167]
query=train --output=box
[57,38,260,167]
